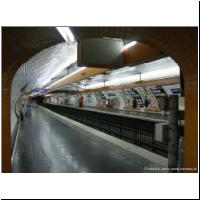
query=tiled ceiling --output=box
[11,42,77,102]
[2,27,64,73]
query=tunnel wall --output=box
[50,83,183,111]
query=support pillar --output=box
[168,95,179,172]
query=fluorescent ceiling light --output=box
[111,66,130,74]
[141,67,180,81]
[84,74,140,90]
[56,27,75,42]
[124,41,137,50]
[46,67,86,89]
[80,66,180,90]
[85,82,105,90]
[106,74,140,86]
[44,94,53,97]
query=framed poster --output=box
[124,88,144,107]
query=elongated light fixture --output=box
[46,67,86,89]
[141,67,180,81]
[56,27,75,42]
[106,74,140,86]
[82,66,180,90]
[84,74,140,90]
[124,41,137,50]
[85,82,105,90]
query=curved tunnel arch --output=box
[10,42,77,134]
[2,27,198,172]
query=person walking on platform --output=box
[35,100,38,108]
[27,102,32,117]
[19,104,24,121]
[79,96,84,107]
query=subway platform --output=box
[12,107,168,173]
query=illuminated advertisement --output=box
[86,94,92,103]
[145,87,158,107]
[124,88,144,107]
[96,92,106,107]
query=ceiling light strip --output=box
[83,67,179,90]
[56,27,75,42]
[124,41,137,50]
[46,67,86,89]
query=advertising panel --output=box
[124,88,144,107]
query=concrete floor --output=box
[12,108,167,173]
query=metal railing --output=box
[40,103,184,157]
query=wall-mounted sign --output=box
[35,88,47,93]
[171,88,181,95]
[162,84,181,96]
[107,92,116,97]
[150,86,167,97]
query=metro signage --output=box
[35,88,47,93]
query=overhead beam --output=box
[80,77,180,94]
[124,42,165,66]
[48,67,110,90]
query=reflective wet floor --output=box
[12,108,166,173]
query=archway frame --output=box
[2,27,198,172]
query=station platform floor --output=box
[12,107,168,173]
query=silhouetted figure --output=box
[144,97,150,108]
[19,105,24,121]
[132,98,138,109]
[79,96,84,107]
[26,103,32,117]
